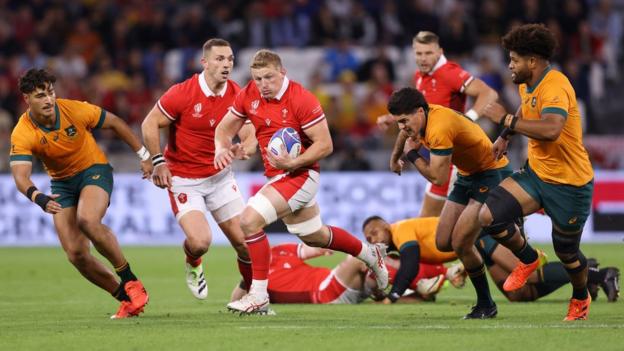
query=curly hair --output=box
[387,87,429,116]
[18,68,56,94]
[501,23,557,60]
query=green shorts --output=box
[476,234,499,267]
[511,163,593,232]
[448,164,513,205]
[50,163,114,208]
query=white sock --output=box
[250,279,268,295]
[356,243,369,260]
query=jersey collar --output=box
[525,65,552,94]
[273,76,290,101]
[428,54,447,75]
[198,72,228,97]
[29,104,61,132]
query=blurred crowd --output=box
[1,0,623,172]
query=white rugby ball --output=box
[268,127,302,158]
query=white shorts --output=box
[167,168,245,223]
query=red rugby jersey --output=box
[230,77,325,177]
[267,244,331,303]
[413,55,474,112]
[157,74,240,178]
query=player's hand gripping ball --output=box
[268,127,302,158]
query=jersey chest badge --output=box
[64,125,77,138]
[209,119,216,127]
[281,108,288,121]
[192,103,203,118]
[251,99,260,114]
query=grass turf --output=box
[0,243,622,351]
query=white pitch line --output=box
[238,324,624,330]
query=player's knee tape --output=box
[552,228,582,254]
[247,193,278,225]
[482,186,524,236]
[286,215,323,236]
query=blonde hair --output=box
[413,31,440,45]
[250,49,283,70]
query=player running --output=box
[387,87,512,319]
[480,24,597,321]
[378,31,498,217]
[214,49,388,315]
[10,68,149,319]
[141,38,255,299]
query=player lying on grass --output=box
[476,234,620,302]
[362,216,467,304]
[230,243,465,304]
[364,215,619,304]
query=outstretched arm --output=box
[101,112,152,177]
[463,78,499,121]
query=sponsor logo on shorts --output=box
[232,184,237,192]
[178,193,187,204]
[479,186,489,193]
[91,174,101,180]
[568,216,578,224]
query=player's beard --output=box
[511,69,531,85]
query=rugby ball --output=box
[268,127,302,158]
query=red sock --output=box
[246,231,270,280]
[326,226,363,257]
[183,240,202,267]
[237,256,252,290]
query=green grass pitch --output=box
[1,243,622,351]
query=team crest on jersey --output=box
[251,99,260,114]
[209,119,216,127]
[178,193,187,204]
[531,97,537,108]
[64,125,77,138]
[281,108,288,121]
[192,103,203,118]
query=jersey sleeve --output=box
[296,90,325,130]
[391,221,419,251]
[446,65,474,93]
[157,84,186,121]
[539,83,570,119]
[428,118,455,156]
[76,100,106,129]
[230,89,248,119]
[9,128,34,165]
